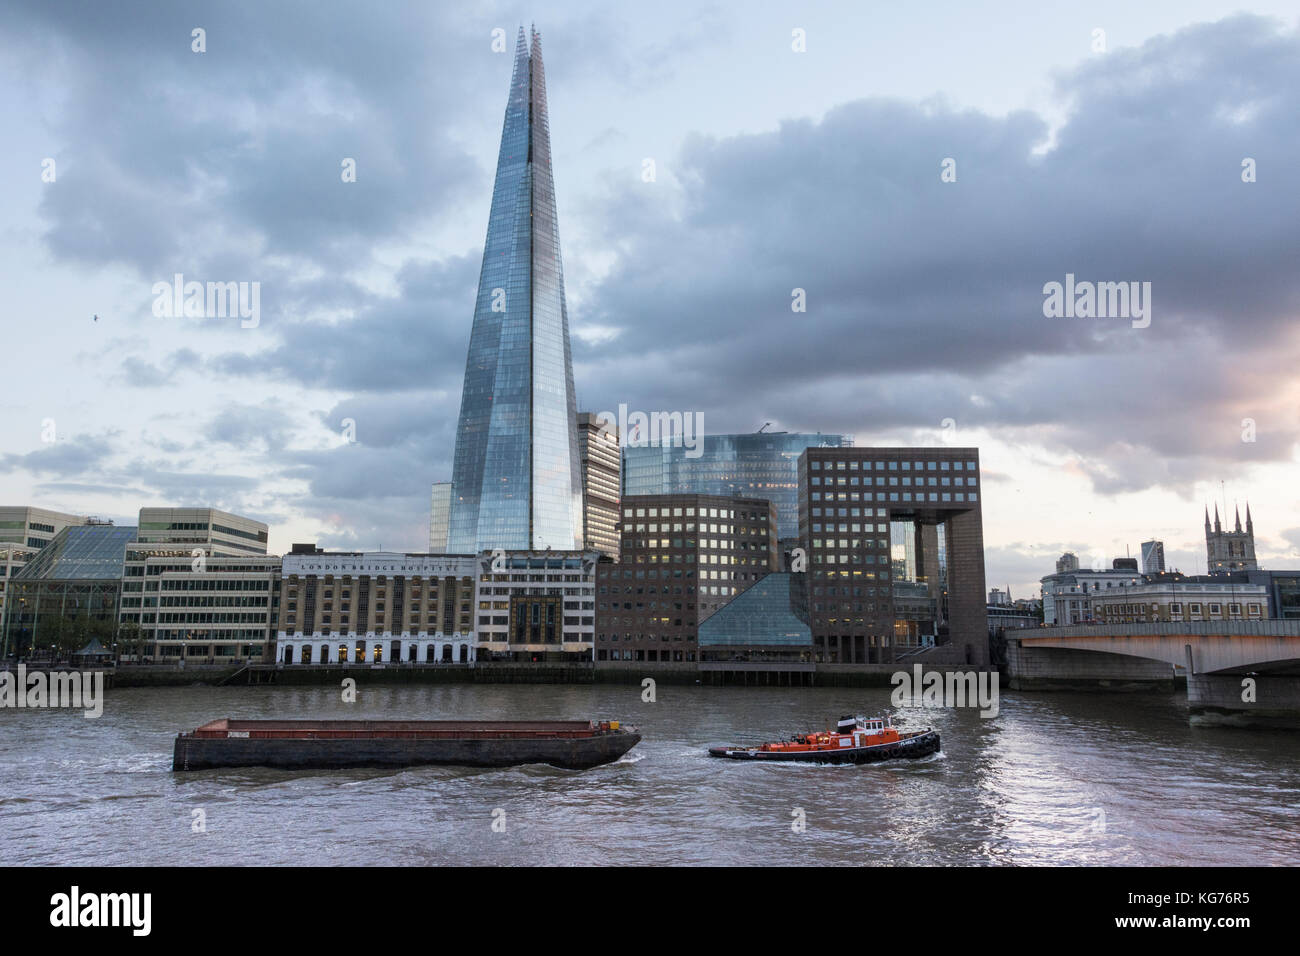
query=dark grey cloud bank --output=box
[5,3,1298,554]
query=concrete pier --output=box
[1005,637,1178,691]
[1006,623,1300,726]
[1187,673,1300,728]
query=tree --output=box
[116,620,147,661]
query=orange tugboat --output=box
[708,714,939,764]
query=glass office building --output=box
[1,524,138,657]
[621,432,853,539]
[447,27,583,553]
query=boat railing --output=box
[189,728,605,741]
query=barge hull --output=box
[174,732,640,771]
[172,719,640,771]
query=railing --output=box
[187,728,607,741]
[1025,621,1300,639]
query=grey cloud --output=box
[0,436,117,477]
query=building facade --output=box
[136,507,269,556]
[1090,580,1268,624]
[595,494,779,665]
[798,446,987,666]
[1040,565,1145,625]
[988,603,1038,633]
[1242,570,1300,619]
[622,431,852,539]
[0,506,90,551]
[429,482,451,552]
[1,524,137,658]
[447,27,583,553]
[1141,539,1166,574]
[118,546,279,661]
[578,412,620,559]
[276,552,478,665]
[0,542,41,628]
[697,572,812,664]
[475,550,599,662]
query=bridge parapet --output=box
[1026,621,1300,640]
[1015,621,1300,675]
[1008,622,1300,726]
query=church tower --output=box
[1206,502,1258,573]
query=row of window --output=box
[624,507,752,519]
[810,493,977,507]
[597,649,696,661]
[811,475,975,487]
[810,460,976,472]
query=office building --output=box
[0,506,89,551]
[429,482,451,552]
[116,507,275,660]
[0,543,41,627]
[1055,552,1080,574]
[595,494,778,665]
[136,507,268,556]
[622,431,853,539]
[1,523,137,657]
[1140,539,1166,574]
[447,27,583,553]
[118,547,280,661]
[475,550,600,663]
[578,412,620,559]
[798,446,987,666]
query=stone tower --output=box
[1205,503,1258,573]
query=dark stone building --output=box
[594,494,778,666]
[797,446,987,667]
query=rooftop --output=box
[14,525,138,581]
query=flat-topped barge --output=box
[173,718,640,771]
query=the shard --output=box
[447,26,583,552]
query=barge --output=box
[173,718,640,771]
[708,714,939,764]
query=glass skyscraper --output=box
[447,27,583,553]
[622,431,853,539]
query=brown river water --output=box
[2,682,1298,865]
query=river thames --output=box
[2,683,1298,866]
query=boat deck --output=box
[184,719,614,740]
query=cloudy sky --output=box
[2,0,1298,598]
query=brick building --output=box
[595,494,778,665]
[798,446,987,666]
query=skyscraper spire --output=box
[446,25,583,553]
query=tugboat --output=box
[708,714,939,764]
